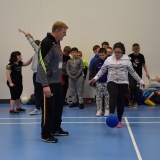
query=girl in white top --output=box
[90,42,145,128]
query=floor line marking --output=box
[125,117,142,160]
[1,122,160,124]
[1,117,160,119]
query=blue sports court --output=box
[0,103,160,160]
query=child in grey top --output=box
[66,47,84,109]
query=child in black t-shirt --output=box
[128,43,150,108]
[6,51,32,114]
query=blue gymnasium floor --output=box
[0,103,160,160]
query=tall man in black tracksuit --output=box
[36,21,69,143]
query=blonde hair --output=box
[132,43,140,51]
[78,51,82,56]
[52,21,68,32]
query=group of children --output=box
[6,31,149,123]
[89,43,149,119]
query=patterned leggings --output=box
[94,82,109,109]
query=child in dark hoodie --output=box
[89,48,109,117]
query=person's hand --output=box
[146,73,150,79]
[71,76,76,80]
[43,86,51,97]
[141,84,145,88]
[18,29,31,36]
[73,76,76,81]
[89,78,95,85]
[9,83,15,87]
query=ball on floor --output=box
[21,97,29,104]
[106,114,119,128]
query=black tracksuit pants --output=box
[37,82,63,138]
[107,81,128,122]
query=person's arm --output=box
[6,70,14,87]
[142,63,150,79]
[23,56,33,66]
[89,58,93,71]
[18,28,31,36]
[75,59,84,78]
[89,60,97,80]
[66,61,73,79]
[94,60,108,81]
[18,29,39,53]
[89,60,108,85]
[127,61,145,87]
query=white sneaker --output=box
[104,109,109,117]
[96,107,102,117]
[30,109,41,115]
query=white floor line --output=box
[125,117,142,160]
[128,122,160,123]
[1,121,160,125]
[124,117,160,118]
[0,122,105,124]
[1,116,160,119]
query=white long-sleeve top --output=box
[94,54,144,85]
[26,36,39,73]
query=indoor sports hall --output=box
[1,0,160,160]
[0,104,160,160]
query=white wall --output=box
[0,0,160,99]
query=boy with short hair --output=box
[128,43,150,108]
[89,48,109,116]
[89,45,100,70]
[101,41,109,50]
[66,47,84,109]
[106,47,113,56]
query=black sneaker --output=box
[69,103,78,108]
[79,104,84,109]
[54,127,69,136]
[41,137,58,143]
[16,108,26,112]
[10,109,19,114]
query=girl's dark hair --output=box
[34,40,41,46]
[113,42,125,54]
[9,51,21,63]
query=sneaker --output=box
[133,102,138,108]
[69,103,77,108]
[16,108,26,112]
[104,109,109,117]
[41,137,58,143]
[116,122,122,128]
[129,100,133,108]
[79,104,84,109]
[54,127,69,136]
[30,109,41,115]
[10,109,19,114]
[96,106,102,117]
